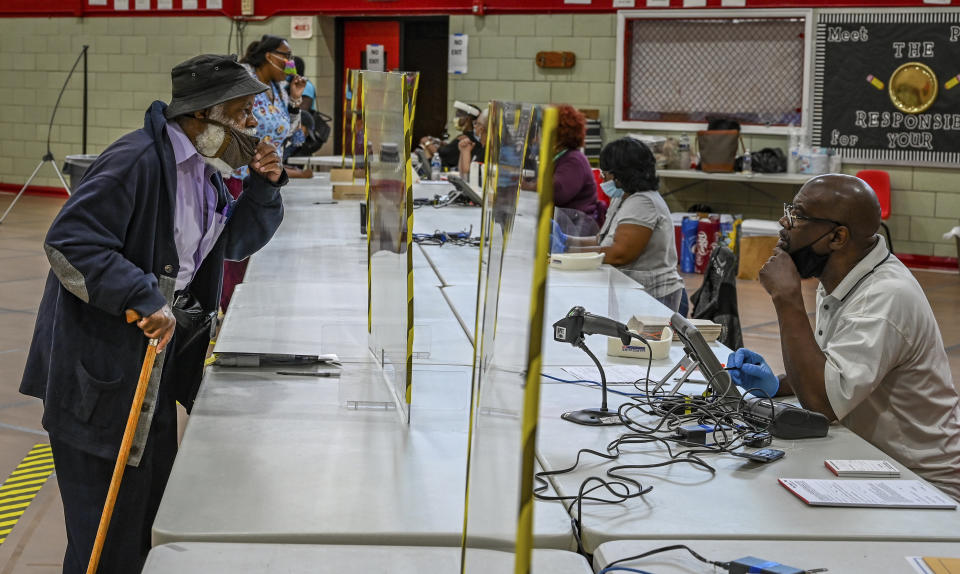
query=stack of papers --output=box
[825,459,900,477]
[562,365,649,384]
[779,478,957,509]
[628,316,723,343]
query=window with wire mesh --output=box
[624,18,805,127]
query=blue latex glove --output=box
[726,348,779,398]
[551,220,568,254]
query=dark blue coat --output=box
[20,101,285,460]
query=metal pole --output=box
[82,45,88,156]
[0,161,45,225]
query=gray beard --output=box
[194,126,234,176]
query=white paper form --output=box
[563,365,649,384]
[779,478,957,509]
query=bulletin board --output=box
[615,9,812,135]
[812,10,960,167]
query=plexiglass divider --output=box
[461,103,558,574]
[359,70,419,423]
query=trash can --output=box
[737,219,781,280]
[62,154,99,190]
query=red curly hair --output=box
[555,104,586,150]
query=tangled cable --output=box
[534,360,781,557]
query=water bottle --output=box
[742,148,752,176]
[678,133,691,170]
[787,124,801,174]
[430,152,442,181]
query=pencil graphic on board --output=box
[945,74,960,90]
[866,75,884,90]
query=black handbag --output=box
[735,148,787,173]
[169,291,217,412]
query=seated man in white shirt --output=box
[727,174,960,500]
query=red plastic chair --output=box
[856,169,893,253]
[592,168,610,206]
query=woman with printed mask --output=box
[237,35,312,181]
[221,35,310,311]
[562,138,685,311]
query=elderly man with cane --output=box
[19,54,286,573]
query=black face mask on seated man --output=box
[788,227,836,279]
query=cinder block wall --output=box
[448,14,616,141]
[0,13,956,257]
[447,13,959,258]
[0,16,335,190]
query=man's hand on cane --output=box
[135,305,175,350]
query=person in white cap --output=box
[438,100,482,169]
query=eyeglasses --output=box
[272,50,293,59]
[783,203,844,229]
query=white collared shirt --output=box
[818,236,960,500]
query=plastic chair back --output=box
[856,169,891,220]
[592,168,610,206]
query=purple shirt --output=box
[167,121,227,291]
[553,149,605,228]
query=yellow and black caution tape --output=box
[0,443,55,545]
[403,73,417,407]
[514,105,558,574]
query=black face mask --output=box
[198,118,260,169]
[789,227,836,279]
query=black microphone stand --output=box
[1,45,88,225]
[561,335,618,425]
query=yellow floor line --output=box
[0,444,54,546]
[10,463,54,476]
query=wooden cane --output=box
[85,310,159,574]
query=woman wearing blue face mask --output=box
[568,137,684,311]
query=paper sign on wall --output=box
[449,34,468,74]
[720,0,746,5]
[206,0,223,9]
[182,0,197,7]
[683,0,706,6]
[366,45,385,72]
[158,0,172,8]
[114,0,128,9]
[613,0,635,7]
[646,0,669,6]
[291,16,313,39]
[135,0,149,9]
[88,0,107,5]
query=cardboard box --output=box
[332,184,366,200]
[329,168,354,183]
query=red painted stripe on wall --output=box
[898,253,959,273]
[0,183,69,199]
